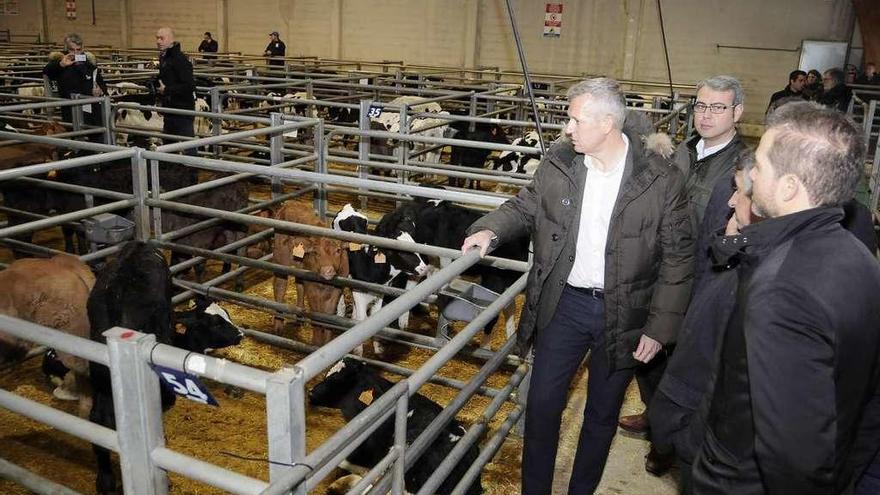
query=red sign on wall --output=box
[544,3,563,38]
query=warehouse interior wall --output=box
[0,0,859,124]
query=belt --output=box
[567,284,604,299]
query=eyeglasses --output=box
[693,102,734,114]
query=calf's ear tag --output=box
[349,242,362,251]
[292,243,305,259]
[359,388,374,405]
[175,323,187,335]
[374,252,386,264]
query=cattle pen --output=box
[0,46,695,495]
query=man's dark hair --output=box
[765,101,865,206]
[788,70,807,83]
[204,32,212,37]
[825,68,845,86]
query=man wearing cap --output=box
[264,32,286,67]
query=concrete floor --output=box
[550,367,680,495]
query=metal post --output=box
[71,93,84,133]
[104,327,168,495]
[358,99,372,210]
[313,119,327,218]
[265,367,307,495]
[669,91,680,135]
[513,364,531,437]
[149,159,163,237]
[269,112,284,199]
[131,148,151,241]
[102,95,114,145]
[468,92,477,133]
[392,394,409,495]
[210,86,222,157]
[397,103,409,197]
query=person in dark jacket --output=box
[620,75,747,475]
[818,67,853,112]
[43,33,108,131]
[197,32,218,60]
[692,101,880,495]
[264,31,286,67]
[462,77,693,495]
[766,69,806,115]
[855,62,880,85]
[803,69,824,101]
[156,27,196,157]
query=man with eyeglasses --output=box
[461,77,693,495]
[818,68,854,112]
[766,70,807,115]
[618,75,747,477]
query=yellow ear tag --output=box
[47,170,58,179]
[292,243,305,259]
[349,242,362,251]
[174,323,187,334]
[358,388,374,405]
[374,252,386,264]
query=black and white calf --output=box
[87,241,243,495]
[309,358,483,495]
[446,121,509,189]
[333,204,428,354]
[491,130,542,176]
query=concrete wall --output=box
[1,0,858,124]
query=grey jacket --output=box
[468,129,694,370]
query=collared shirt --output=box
[567,134,629,289]
[695,135,734,161]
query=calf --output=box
[414,199,529,347]
[160,177,249,287]
[272,203,349,346]
[332,204,427,354]
[114,106,163,148]
[0,254,95,415]
[447,121,508,189]
[491,131,542,194]
[0,121,89,256]
[310,358,483,495]
[87,241,242,495]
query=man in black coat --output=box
[156,27,196,157]
[692,101,880,494]
[264,31,286,67]
[818,68,853,112]
[43,33,108,132]
[766,69,806,115]
[197,32,218,60]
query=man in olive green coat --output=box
[462,78,693,494]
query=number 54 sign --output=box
[152,364,219,406]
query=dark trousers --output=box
[163,114,196,157]
[523,286,634,495]
[636,351,674,454]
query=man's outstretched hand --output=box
[461,229,495,258]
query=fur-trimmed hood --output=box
[48,51,98,66]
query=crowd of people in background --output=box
[768,62,880,115]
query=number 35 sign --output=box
[152,364,219,406]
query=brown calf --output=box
[0,121,67,170]
[0,254,95,417]
[272,203,349,346]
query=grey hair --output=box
[765,100,864,207]
[63,33,83,48]
[825,68,845,86]
[565,77,626,129]
[696,75,744,107]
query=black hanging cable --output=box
[504,0,547,153]
[656,0,675,99]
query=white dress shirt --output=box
[567,134,629,289]
[695,135,733,161]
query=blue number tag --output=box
[152,364,219,406]
[367,105,383,119]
